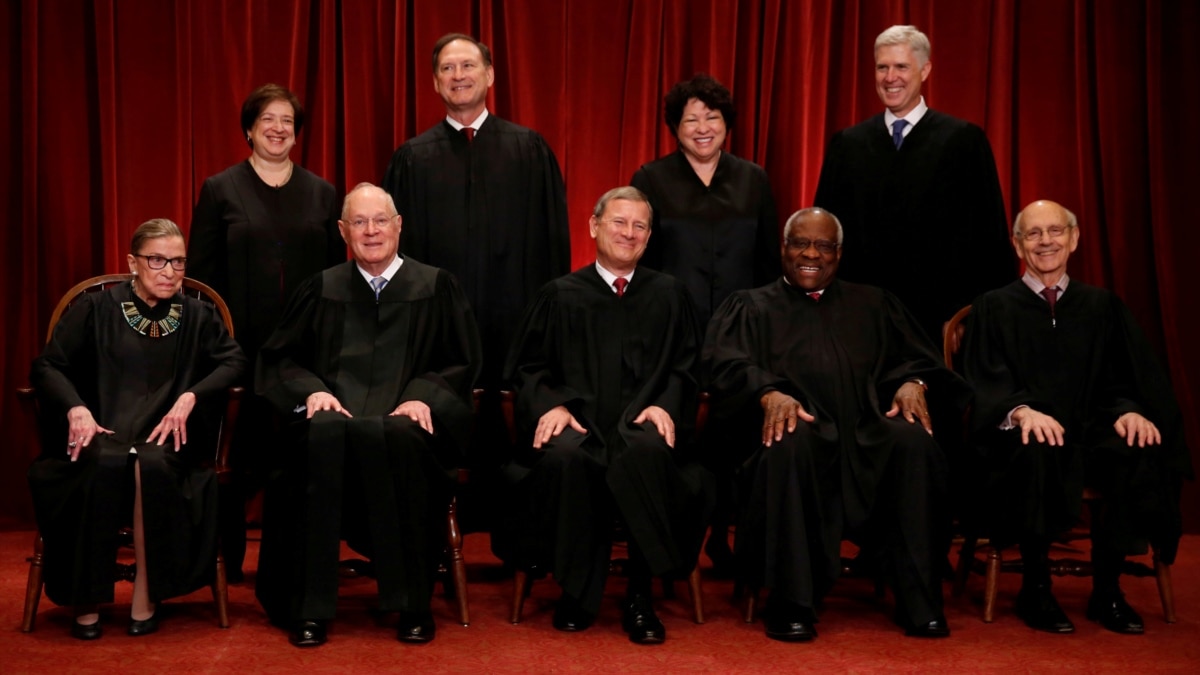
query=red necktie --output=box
[462,127,475,143]
[614,277,628,297]
[1041,286,1059,326]
[808,292,821,302]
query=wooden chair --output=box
[339,388,480,627]
[18,274,243,632]
[946,304,1177,623]
[501,391,705,625]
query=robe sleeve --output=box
[504,284,586,432]
[645,283,701,437]
[381,145,429,262]
[703,291,792,415]
[961,292,1052,434]
[185,300,248,403]
[30,295,99,414]
[187,177,227,295]
[255,274,331,415]
[534,134,571,278]
[956,125,1014,300]
[398,270,483,439]
[752,170,780,288]
[876,291,971,409]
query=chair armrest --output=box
[499,390,517,446]
[215,386,245,477]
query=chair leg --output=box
[687,566,704,624]
[953,536,978,598]
[983,547,1001,623]
[511,570,529,624]
[213,550,230,628]
[446,497,469,626]
[744,587,758,623]
[22,534,45,633]
[1153,553,1176,623]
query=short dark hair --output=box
[240,84,305,147]
[663,73,736,137]
[431,33,493,73]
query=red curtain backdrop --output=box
[2,0,1196,526]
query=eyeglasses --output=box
[347,216,396,229]
[784,238,840,255]
[1017,225,1073,242]
[135,254,187,271]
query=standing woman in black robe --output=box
[29,219,246,639]
[630,74,779,571]
[188,84,343,578]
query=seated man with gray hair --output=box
[704,207,969,642]
[500,186,712,645]
[961,199,1190,635]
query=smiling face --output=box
[590,198,652,276]
[781,211,842,291]
[339,187,401,276]
[433,39,494,119]
[248,99,297,161]
[126,235,186,305]
[1012,200,1079,286]
[676,98,727,164]
[874,43,931,117]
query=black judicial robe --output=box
[630,150,779,328]
[813,109,1013,339]
[254,259,482,621]
[704,279,969,615]
[501,266,712,611]
[188,160,343,367]
[382,115,570,387]
[29,283,246,606]
[962,280,1191,561]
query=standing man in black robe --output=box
[255,183,482,648]
[502,187,712,645]
[961,199,1191,635]
[382,32,569,537]
[813,24,1012,344]
[705,207,969,642]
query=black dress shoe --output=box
[289,620,327,647]
[71,620,102,641]
[764,615,817,643]
[552,594,595,632]
[128,612,161,637]
[621,595,666,645]
[1086,593,1144,635]
[397,611,437,643]
[1016,585,1075,634]
[905,617,951,638]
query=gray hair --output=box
[592,186,653,223]
[1013,201,1078,236]
[341,182,398,220]
[783,208,844,244]
[130,218,184,254]
[875,25,931,66]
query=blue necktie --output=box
[892,119,909,149]
[370,276,387,301]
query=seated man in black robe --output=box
[501,186,712,645]
[705,207,969,642]
[255,183,482,647]
[961,199,1191,635]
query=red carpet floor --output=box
[4,529,1199,673]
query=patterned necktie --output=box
[808,292,821,302]
[370,276,387,301]
[462,127,475,143]
[892,119,909,149]
[613,277,628,297]
[1041,286,1059,326]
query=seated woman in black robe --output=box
[28,219,246,640]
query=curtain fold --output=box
[2,0,1195,526]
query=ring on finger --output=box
[68,441,77,448]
